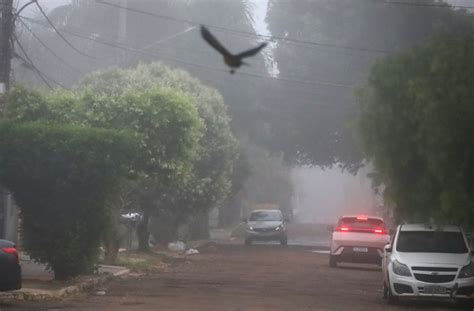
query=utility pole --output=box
[0,0,13,105]
[0,0,14,242]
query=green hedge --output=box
[0,121,139,279]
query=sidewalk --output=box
[0,253,130,301]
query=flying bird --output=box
[200,25,267,74]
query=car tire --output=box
[245,238,252,246]
[280,237,288,246]
[329,255,337,268]
[386,280,399,305]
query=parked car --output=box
[383,224,474,305]
[0,239,21,291]
[244,209,288,245]
[329,215,390,267]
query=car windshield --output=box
[396,231,468,253]
[249,211,282,222]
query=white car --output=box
[329,215,390,267]
[383,224,474,305]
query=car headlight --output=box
[248,226,254,231]
[459,262,474,278]
[275,225,282,231]
[392,260,411,277]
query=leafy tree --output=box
[7,79,204,252]
[357,32,474,225]
[0,121,138,279]
[265,0,471,168]
[17,0,263,142]
[80,62,238,244]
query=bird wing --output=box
[200,25,231,57]
[236,42,267,59]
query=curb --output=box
[0,268,130,301]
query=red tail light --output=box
[336,227,350,232]
[2,247,19,262]
[374,228,388,234]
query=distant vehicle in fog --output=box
[244,209,288,245]
[329,215,390,267]
[0,239,21,291]
[383,224,474,305]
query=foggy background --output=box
[13,0,471,227]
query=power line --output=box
[33,0,99,60]
[14,36,53,89]
[17,17,82,76]
[21,16,356,90]
[384,0,474,10]
[94,0,393,55]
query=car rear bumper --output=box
[0,264,21,291]
[331,246,383,264]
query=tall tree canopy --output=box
[265,0,471,167]
[80,62,239,243]
[357,32,474,225]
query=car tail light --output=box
[373,228,388,234]
[336,227,350,232]
[2,247,19,262]
[356,215,368,221]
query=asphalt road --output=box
[1,243,468,311]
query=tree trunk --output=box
[137,207,150,252]
[104,231,120,264]
[189,210,210,240]
[103,212,121,264]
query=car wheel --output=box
[329,255,337,268]
[386,280,399,305]
[280,237,288,246]
[245,238,252,246]
[383,281,388,299]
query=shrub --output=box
[0,121,139,279]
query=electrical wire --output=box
[20,16,356,90]
[384,0,474,10]
[14,37,54,89]
[33,0,99,60]
[94,0,393,55]
[18,17,82,75]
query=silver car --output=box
[244,209,288,245]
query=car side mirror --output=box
[327,225,334,232]
[384,244,392,253]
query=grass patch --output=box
[109,251,174,274]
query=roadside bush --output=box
[0,121,139,280]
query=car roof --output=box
[251,209,282,213]
[339,215,384,221]
[400,224,462,232]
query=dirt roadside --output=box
[2,244,464,311]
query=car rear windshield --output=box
[249,211,282,222]
[396,231,468,253]
[339,217,384,229]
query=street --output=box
[2,243,465,311]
